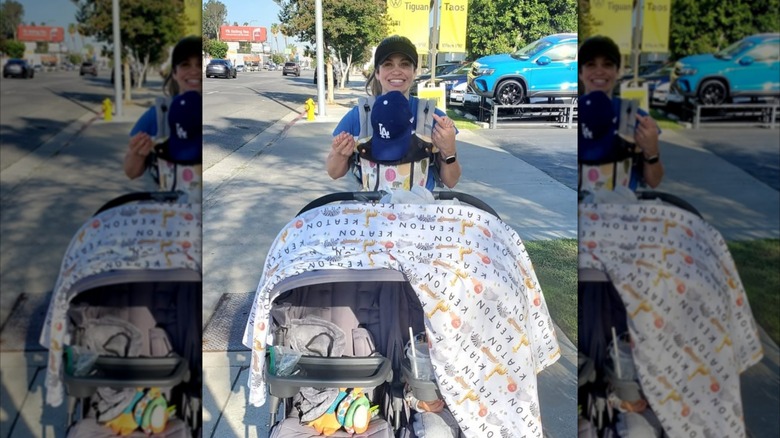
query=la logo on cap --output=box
[378,123,390,139]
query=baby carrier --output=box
[147,95,203,202]
[351,96,442,191]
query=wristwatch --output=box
[644,153,660,164]
[443,154,457,164]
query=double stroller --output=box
[243,191,562,438]
[577,190,764,438]
[39,191,202,437]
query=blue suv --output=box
[468,33,578,105]
[670,33,780,105]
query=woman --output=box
[327,35,461,191]
[578,35,664,191]
[123,36,202,183]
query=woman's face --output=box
[376,53,416,96]
[580,55,619,96]
[173,55,202,94]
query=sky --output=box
[18,0,80,28]
[221,0,305,51]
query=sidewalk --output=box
[0,93,160,438]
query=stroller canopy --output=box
[40,202,202,407]
[578,201,763,437]
[244,201,561,437]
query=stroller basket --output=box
[265,355,392,398]
[63,356,189,399]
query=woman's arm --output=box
[431,113,461,188]
[327,131,356,179]
[635,114,664,188]
[124,132,155,179]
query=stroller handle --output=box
[94,191,186,215]
[296,191,501,219]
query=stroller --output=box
[243,191,562,438]
[39,191,202,437]
[577,190,764,438]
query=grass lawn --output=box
[727,239,780,346]
[649,108,684,131]
[446,108,483,130]
[525,239,578,344]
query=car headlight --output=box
[674,64,696,76]
[475,67,495,76]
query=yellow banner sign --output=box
[386,0,430,52]
[589,0,633,53]
[642,0,671,52]
[439,0,468,53]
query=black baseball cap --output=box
[172,36,201,67]
[374,35,418,69]
[578,35,621,69]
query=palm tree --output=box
[67,23,76,53]
[270,23,279,54]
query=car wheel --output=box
[698,79,728,105]
[495,79,525,105]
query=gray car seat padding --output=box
[270,417,393,438]
[66,416,189,438]
[288,316,347,357]
[67,281,201,427]
[271,280,425,431]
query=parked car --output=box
[282,62,300,76]
[236,64,245,72]
[614,63,674,107]
[264,62,277,71]
[206,59,237,79]
[80,61,98,76]
[3,59,34,78]
[468,33,578,105]
[411,63,472,101]
[414,62,463,85]
[670,33,780,105]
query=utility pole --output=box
[112,0,123,117]
[315,0,326,116]
[430,0,440,84]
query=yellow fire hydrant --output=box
[305,98,316,121]
[102,98,113,121]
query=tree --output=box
[466,0,576,59]
[68,23,77,52]
[277,0,387,94]
[668,0,780,59]
[0,0,23,40]
[203,0,227,40]
[271,22,280,53]
[3,39,25,58]
[206,39,228,58]
[74,0,187,94]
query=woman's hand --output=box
[431,113,456,157]
[326,131,356,179]
[124,132,155,179]
[634,114,659,157]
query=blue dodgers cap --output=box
[371,91,414,161]
[578,91,620,162]
[167,90,202,163]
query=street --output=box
[203,68,321,169]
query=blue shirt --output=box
[333,96,454,190]
[130,105,201,162]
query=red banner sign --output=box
[17,25,65,43]
[219,26,267,43]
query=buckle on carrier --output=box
[356,135,434,165]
